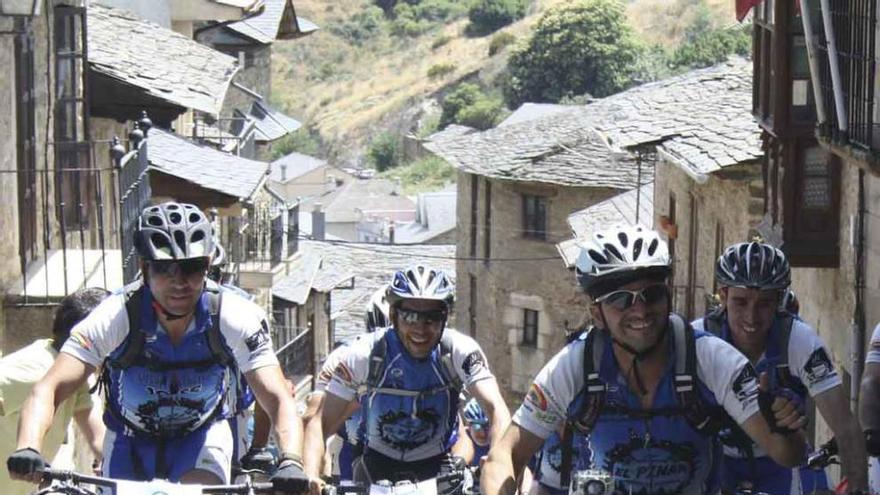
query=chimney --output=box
[280,164,287,182]
[312,202,325,241]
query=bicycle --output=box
[35,467,274,495]
[320,468,469,495]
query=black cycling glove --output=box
[7,448,48,478]
[758,386,803,435]
[271,458,309,494]
[240,446,277,474]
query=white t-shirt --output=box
[62,288,278,373]
[865,323,880,364]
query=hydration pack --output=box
[364,330,463,393]
[560,314,731,486]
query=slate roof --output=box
[227,0,318,44]
[247,100,302,142]
[500,103,574,127]
[394,190,457,243]
[269,152,327,183]
[88,3,238,117]
[301,179,416,224]
[271,251,322,304]
[426,58,760,185]
[556,183,655,268]
[298,240,456,341]
[148,128,269,200]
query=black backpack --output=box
[559,314,731,486]
[364,329,463,393]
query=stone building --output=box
[425,111,641,401]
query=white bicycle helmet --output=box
[136,202,214,261]
[364,285,391,332]
[575,224,671,298]
[715,241,790,290]
[386,264,455,309]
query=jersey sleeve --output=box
[447,329,495,387]
[315,345,350,393]
[61,294,129,368]
[788,320,842,397]
[219,292,279,373]
[324,333,375,402]
[695,335,760,425]
[512,341,584,440]
[866,323,880,364]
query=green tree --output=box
[468,0,527,36]
[367,132,401,172]
[503,0,643,106]
[329,6,386,43]
[440,83,506,130]
[440,83,482,128]
[669,25,751,70]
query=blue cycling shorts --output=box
[721,455,829,495]
[103,420,233,483]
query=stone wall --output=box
[456,171,616,403]
[653,159,764,320]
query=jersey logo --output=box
[527,383,549,411]
[602,432,698,495]
[245,320,270,352]
[333,362,354,385]
[70,331,92,350]
[804,348,836,385]
[462,350,486,377]
[377,408,442,450]
[732,363,758,406]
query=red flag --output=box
[736,0,761,21]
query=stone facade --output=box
[653,159,764,320]
[456,171,617,402]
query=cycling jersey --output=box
[62,285,277,482]
[325,327,493,463]
[533,431,589,495]
[693,314,839,494]
[513,315,760,495]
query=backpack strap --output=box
[437,332,463,393]
[115,280,148,369]
[366,331,389,389]
[561,327,605,487]
[702,309,726,336]
[203,282,232,367]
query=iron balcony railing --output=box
[14,115,151,304]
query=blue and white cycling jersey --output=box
[533,431,590,495]
[325,327,494,462]
[693,314,840,494]
[513,315,761,495]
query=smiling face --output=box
[590,278,670,353]
[720,286,780,354]
[392,299,447,359]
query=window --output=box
[483,180,491,261]
[469,175,478,256]
[522,195,547,240]
[15,17,37,265]
[522,309,538,347]
[54,5,92,229]
[783,143,840,267]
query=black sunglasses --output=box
[149,258,209,277]
[397,308,448,325]
[594,284,669,311]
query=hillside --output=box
[272,0,737,165]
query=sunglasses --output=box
[594,283,669,311]
[397,308,448,325]
[149,258,209,277]
[469,422,490,432]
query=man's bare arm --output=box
[815,385,867,490]
[481,423,543,495]
[469,378,511,447]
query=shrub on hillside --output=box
[468,0,527,36]
[503,0,643,106]
[488,31,516,56]
[432,33,453,50]
[440,83,506,130]
[329,6,386,43]
[367,132,401,172]
[669,25,751,69]
[427,63,457,79]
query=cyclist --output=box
[860,321,880,494]
[481,225,808,495]
[696,241,867,494]
[452,399,491,467]
[7,202,308,493]
[304,265,510,493]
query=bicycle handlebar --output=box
[39,468,275,494]
[806,437,839,470]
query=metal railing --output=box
[275,326,315,387]
[15,114,151,304]
[814,0,879,152]
[191,116,258,159]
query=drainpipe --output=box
[853,169,867,413]
[798,0,827,124]
[819,0,849,132]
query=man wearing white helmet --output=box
[8,202,308,494]
[697,241,866,494]
[304,265,510,493]
[482,225,808,495]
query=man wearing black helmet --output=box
[482,225,809,495]
[695,241,867,494]
[8,202,309,494]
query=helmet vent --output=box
[191,230,205,243]
[174,230,186,253]
[147,216,164,227]
[648,238,658,255]
[169,212,182,224]
[617,232,628,247]
[189,212,202,223]
[588,249,606,264]
[632,238,643,259]
[604,243,623,262]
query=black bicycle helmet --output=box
[715,241,790,290]
[135,202,214,261]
